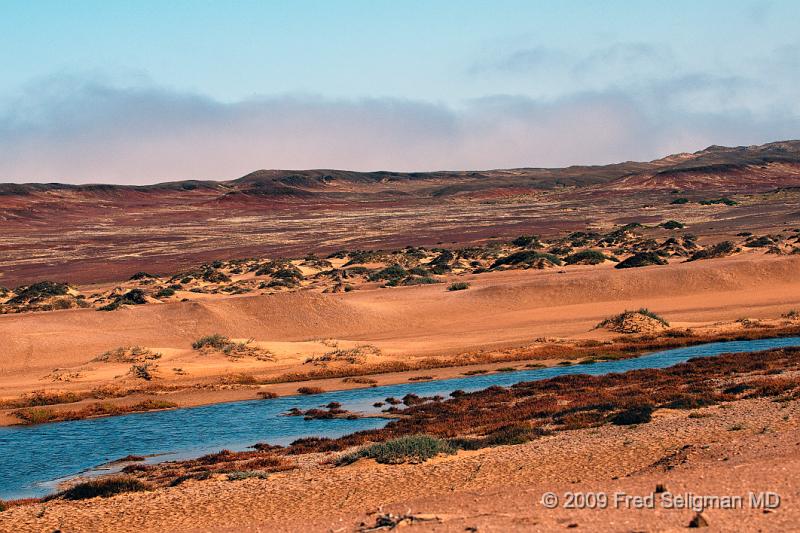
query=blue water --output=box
[1,336,799,499]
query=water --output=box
[1,336,799,499]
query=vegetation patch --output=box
[337,435,455,465]
[12,399,178,425]
[8,281,71,304]
[597,308,670,333]
[564,250,612,265]
[688,240,739,261]
[297,386,325,395]
[192,334,272,360]
[610,405,653,425]
[94,346,161,363]
[615,252,668,269]
[491,251,562,269]
[660,220,685,230]
[447,282,470,291]
[48,476,151,500]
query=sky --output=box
[1,0,799,184]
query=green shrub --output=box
[491,251,562,269]
[615,252,667,269]
[368,264,408,282]
[564,250,609,265]
[8,281,70,304]
[699,197,737,206]
[660,220,685,230]
[512,235,540,248]
[155,287,175,298]
[97,289,148,311]
[447,282,470,291]
[337,435,454,465]
[688,241,739,261]
[129,272,156,281]
[670,197,689,205]
[49,476,150,500]
[745,236,774,248]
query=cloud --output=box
[471,42,674,81]
[0,73,798,184]
[469,46,569,74]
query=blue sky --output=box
[1,0,799,183]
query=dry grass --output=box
[12,399,178,425]
[297,386,325,395]
[192,334,273,360]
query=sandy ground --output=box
[2,395,798,532]
[2,253,800,424]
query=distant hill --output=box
[3,140,799,199]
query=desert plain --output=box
[2,141,800,531]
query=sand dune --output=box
[1,253,799,404]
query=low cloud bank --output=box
[0,76,797,184]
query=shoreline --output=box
[3,325,800,428]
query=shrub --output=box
[50,476,150,500]
[368,264,408,282]
[482,424,545,447]
[117,289,147,305]
[670,197,689,205]
[512,235,540,248]
[129,272,156,281]
[201,268,231,283]
[192,333,231,350]
[97,289,148,311]
[447,282,470,291]
[596,308,669,332]
[257,391,278,399]
[615,252,667,269]
[564,250,609,265]
[8,281,70,304]
[745,236,774,248]
[12,407,58,424]
[699,197,737,206]
[337,435,454,465]
[297,386,325,395]
[660,220,685,230]
[610,405,653,425]
[155,287,175,298]
[688,241,739,261]
[191,334,268,359]
[491,251,562,269]
[636,308,670,325]
[129,363,156,381]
